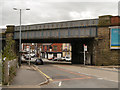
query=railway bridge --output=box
[4,15,120,65]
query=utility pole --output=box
[13,8,30,66]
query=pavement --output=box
[5,64,46,88]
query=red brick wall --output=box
[41,43,62,52]
[111,16,120,26]
[51,43,62,52]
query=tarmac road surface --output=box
[37,63,118,88]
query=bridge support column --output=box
[71,42,84,64]
[5,25,18,54]
[5,25,19,64]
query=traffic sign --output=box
[84,45,87,51]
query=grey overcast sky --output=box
[0,0,119,28]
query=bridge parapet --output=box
[13,15,119,40]
[14,19,98,40]
[14,26,97,40]
[15,19,98,31]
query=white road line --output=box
[97,78,103,80]
[58,81,62,87]
[78,72,118,82]
[108,80,119,83]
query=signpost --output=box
[26,46,30,51]
[110,26,120,49]
[84,44,87,65]
[39,46,42,59]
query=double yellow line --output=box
[33,65,53,81]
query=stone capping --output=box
[6,25,15,33]
[109,26,120,28]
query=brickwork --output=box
[51,43,62,52]
[91,15,120,66]
[93,27,119,65]
[111,16,120,26]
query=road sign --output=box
[26,46,30,51]
[83,44,87,65]
[84,45,87,51]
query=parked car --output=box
[35,59,44,65]
[66,57,71,62]
[52,58,58,61]
[57,57,64,61]
[48,56,56,60]
[57,57,63,61]
[24,54,31,60]
[61,57,66,61]
[30,53,35,58]
[48,56,55,60]
[52,57,58,61]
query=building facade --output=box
[41,43,63,59]
[62,43,72,58]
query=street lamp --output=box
[13,8,30,52]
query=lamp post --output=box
[13,8,30,66]
[13,8,30,52]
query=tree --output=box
[2,37,16,61]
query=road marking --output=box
[97,78,103,80]
[56,67,86,77]
[34,66,53,81]
[58,81,62,86]
[78,72,119,82]
[108,80,119,83]
[54,77,92,81]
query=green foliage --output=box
[2,37,16,61]
[9,66,16,82]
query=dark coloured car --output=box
[35,59,44,65]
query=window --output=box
[53,46,57,51]
[43,46,45,51]
[47,45,49,51]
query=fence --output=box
[3,59,18,85]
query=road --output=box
[37,61,118,88]
[4,57,119,89]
